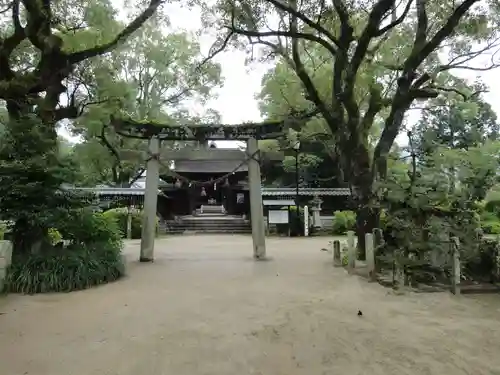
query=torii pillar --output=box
[140,136,160,262]
[247,137,266,259]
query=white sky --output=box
[59,1,500,148]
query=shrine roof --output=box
[174,160,248,173]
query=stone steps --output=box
[165,214,251,234]
[198,205,226,215]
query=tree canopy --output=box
[202,0,500,250]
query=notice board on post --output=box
[268,209,289,224]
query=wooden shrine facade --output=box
[73,185,351,218]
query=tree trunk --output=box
[349,142,379,260]
[355,204,379,260]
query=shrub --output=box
[0,221,6,240]
[481,221,500,234]
[379,209,388,230]
[479,211,500,234]
[102,208,159,239]
[47,228,62,245]
[332,210,356,235]
[484,199,500,214]
[3,210,125,294]
[463,238,499,282]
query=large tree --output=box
[0,0,163,132]
[205,0,500,253]
[69,14,223,187]
[415,94,499,153]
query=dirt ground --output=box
[1,235,500,375]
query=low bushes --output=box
[332,210,356,235]
[3,209,125,294]
[480,202,500,234]
[462,238,499,282]
[102,207,159,239]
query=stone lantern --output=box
[310,196,323,229]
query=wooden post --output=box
[347,230,356,272]
[333,240,342,267]
[365,233,376,281]
[451,236,461,295]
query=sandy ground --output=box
[1,235,500,375]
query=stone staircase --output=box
[164,205,251,234]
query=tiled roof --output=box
[262,188,350,196]
[70,187,147,196]
[69,187,350,196]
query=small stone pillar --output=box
[373,228,384,273]
[333,240,342,267]
[496,235,500,282]
[310,196,323,229]
[126,206,133,240]
[365,232,376,281]
[0,240,13,291]
[303,205,309,237]
[347,230,356,272]
[451,236,461,295]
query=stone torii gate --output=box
[112,117,287,261]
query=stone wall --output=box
[320,216,334,230]
[0,240,13,291]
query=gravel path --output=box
[1,235,500,375]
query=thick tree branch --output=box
[22,0,53,51]
[226,27,337,56]
[405,0,480,71]
[288,0,336,127]
[376,0,413,35]
[349,0,395,79]
[0,0,25,79]
[67,0,164,64]
[263,0,340,48]
[372,0,480,180]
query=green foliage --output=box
[47,228,63,245]
[4,244,124,294]
[69,16,222,187]
[480,221,500,235]
[0,116,92,253]
[102,207,158,239]
[464,238,500,282]
[332,211,356,235]
[378,142,500,282]
[415,96,499,153]
[484,200,500,214]
[0,221,6,240]
[4,210,125,294]
[478,210,500,234]
[56,209,123,247]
